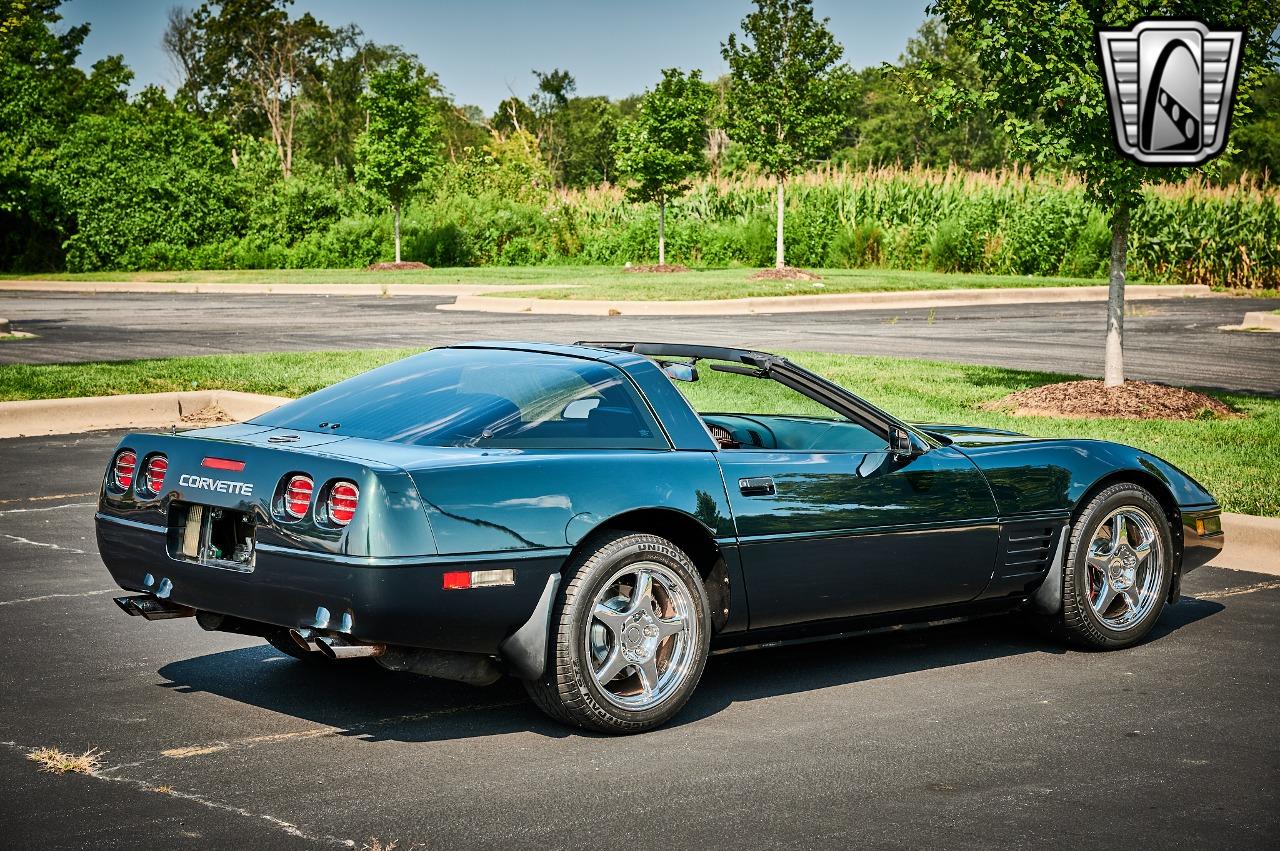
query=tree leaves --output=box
[613,69,714,205]
[354,59,444,207]
[721,0,854,178]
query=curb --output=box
[437,284,1212,316]
[0,390,289,439]
[1210,513,1280,577]
[1222,311,1280,332]
[0,280,571,297]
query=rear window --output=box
[252,348,668,449]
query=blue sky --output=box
[61,0,930,112]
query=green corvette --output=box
[98,342,1223,733]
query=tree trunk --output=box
[658,197,666,267]
[394,204,402,264]
[775,176,785,269]
[1104,202,1130,387]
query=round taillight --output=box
[284,475,314,519]
[113,450,137,490]
[327,481,359,526]
[143,454,168,494]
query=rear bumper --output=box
[1181,505,1224,574]
[96,513,565,655]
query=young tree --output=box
[613,69,714,265]
[923,0,1279,385]
[355,59,443,263]
[721,0,853,269]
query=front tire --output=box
[1059,483,1174,649]
[525,531,711,734]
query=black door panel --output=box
[717,446,1000,628]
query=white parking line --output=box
[157,700,525,760]
[1194,579,1280,600]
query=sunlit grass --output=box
[26,746,104,775]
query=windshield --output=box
[253,348,668,449]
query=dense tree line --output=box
[0,0,1276,273]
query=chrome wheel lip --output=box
[1085,506,1164,631]
[584,560,698,712]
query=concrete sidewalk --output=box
[438,284,1212,316]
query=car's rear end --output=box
[96,422,561,668]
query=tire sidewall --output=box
[1066,486,1174,646]
[563,534,711,728]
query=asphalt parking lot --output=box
[3,291,1279,394]
[1,429,1277,849]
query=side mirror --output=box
[889,426,921,457]
[662,362,699,383]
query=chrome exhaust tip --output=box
[113,594,195,620]
[314,634,386,660]
[288,628,323,654]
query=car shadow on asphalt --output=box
[155,597,1224,742]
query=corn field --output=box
[543,166,1280,287]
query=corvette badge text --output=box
[178,474,254,496]
[1097,19,1244,166]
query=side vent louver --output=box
[996,522,1061,580]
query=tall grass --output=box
[79,164,1280,288]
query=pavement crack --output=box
[0,588,117,606]
[0,534,87,554]
[0,501,96,516]
[3,740,354,848]
[0,491,94,506]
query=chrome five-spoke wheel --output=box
[525,531,710,733]
[1084,506,1165,631]
[586,562,698,710]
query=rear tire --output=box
[1057,483,1174,649]
[525,530,711,734]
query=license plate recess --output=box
[168,502,256,571]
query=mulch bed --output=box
[366,261,430,271]
[981,380,1236,421]
[623,264,691,273]
[748,266,823,282]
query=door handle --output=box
[738,476,775,497]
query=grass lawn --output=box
[0,349,1275,517]
[0,265,1146,300]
